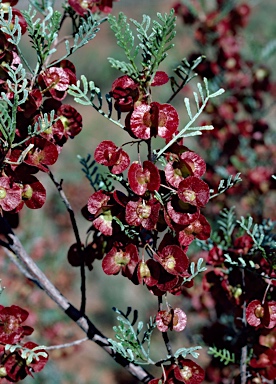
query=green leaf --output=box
[236,215,268,257]
[208,346,235,365]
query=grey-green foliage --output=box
[1,64,28,107]
[0,74,56,149]
[108,12,140,79]
[156,78,225,159]
[197,207,235,250]
[216,0,238,22]
[0,6,21,45]
[108,307,156,365]
[22,6,62,66]
[29,0,57,15]
[261,39,276,61]
[69,76,101,106]
[22,6,104,68]
[0,64,28,147]
[237,216,265,249]
[0,279,4,296]
[236,216,276,264]
[179,0,237,24]
[174,346,202,359]
[179,0,198,17]
[78,154,101,190]
[109,306,203,365]
[0,4,105,151]
[182,258,207,285]
[198,207,276,270]
[5,344,48,365]
[68,75,123,127]
[108,10,176,83]
[0,101,13,147]
[18,110,56,147]
[209,173,242,200]
[57,13,105,67]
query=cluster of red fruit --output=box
[200,234,276,382]
[171,2,276,382]
[0,305,48,382]
[68,71,213,382]
[148,357,205,384]
[82,73,210,298]
[68,0,118,15]
[0,1,83,214]
[174,0,276,221]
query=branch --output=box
[42,337,88,350]
[48,169,86,315]
[158,296,173,359]
[0,217,154,383]
[240,269,247,384]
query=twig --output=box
[146,138,152,162]
[166,75,190,104]
[158,296,173,357]
[240,269,247,384]
[240,346,247,384]
[0,217,154,383]
[262,281,271,305]
[48,169,86,315]
[43,337,88,350]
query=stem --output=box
[30,62,40,90]
[240,269,247,384]
[42,337,88,350]
[160,184,177,193]
[44,9,69,68]
[146,138,152,161]
[92,105,125,129]
[16,45,34,75]
[158,297,173,357]
[48,169,86,315]
[262,281,271,305]
[166,56,201,104]
[240,346,247,384]
[0,217,154,383]
[121,139,144,148]
[166,73,196,104]
[161,330,173,357]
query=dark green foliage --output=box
[208,346,236,365]
[78,154,113,192]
